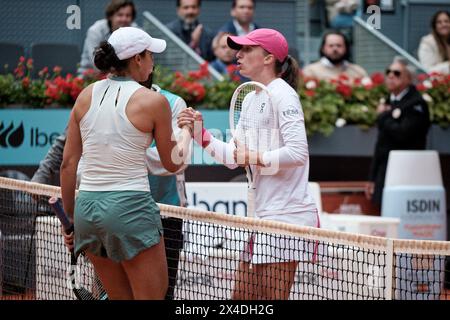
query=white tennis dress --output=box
[78,77,151,192]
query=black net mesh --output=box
[0,184,449,300]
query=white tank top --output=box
[78,77,152,191]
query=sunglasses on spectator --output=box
[385,69,402,77]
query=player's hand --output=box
[364,182,374,200]
[177,108,196,132]
[180,109,212,148]
[234,139,264,167]
[193,110,204,123]
[62,227,74,251]
[192,110,206,145]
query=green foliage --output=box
[417,73,450,128]
[1,58,449,136]
[203,79,239,110]
[300,80,341,136]
[0,73,20,106]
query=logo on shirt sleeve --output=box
[282,107,300,117]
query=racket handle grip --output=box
[247,189,256,218]
[49,197,74,233]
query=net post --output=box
[385,239,394,300]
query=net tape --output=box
[0,177,449,300]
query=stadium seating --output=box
[30,43,80,78]
[0,42,25,75]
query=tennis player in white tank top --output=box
[60,27,193,300]
[178,29,319,300]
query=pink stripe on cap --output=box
[227,28,289,62]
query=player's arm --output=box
[60,85,92,220]
[146,96,191,175]
[150,94,192,173]
[260,95,309,169]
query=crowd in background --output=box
[77,0,450,85]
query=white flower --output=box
[361,77,373,87]
[361,105,369,113]
[335,118,347,127]
[423,80,433,89]
[305,80,317,90]
[422,93,433,103]
[379,98,386,105]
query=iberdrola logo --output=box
[0,121,25,148]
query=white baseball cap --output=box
[108,27,167,60]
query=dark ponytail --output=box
[94,41,128,73]
[276,55,300,90]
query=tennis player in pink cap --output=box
[178,28,319,300]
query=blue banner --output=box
[0,109,70,165]
[0,109,230,165]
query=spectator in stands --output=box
[77,0,137,76]
[302,30,368,82]
[365,57,430,208]
[418,10,450,74]
[325,0,359,30]
[210,32,236,74]
[217,0,259,36]
[166,0,215,61]
[210,32,248,82]
[220,0,300,63]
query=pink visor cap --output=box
[227,28,289,62]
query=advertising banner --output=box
[0,109,229,165]
[0,110,69,165]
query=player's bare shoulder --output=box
[76,83,95,104]
[132,86,170,115]
[73,83,95,121]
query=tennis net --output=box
[0,177,449,300]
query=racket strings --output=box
[233,84,278,154]
[73,253,108,300]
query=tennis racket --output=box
[229,81,278,218]
[48,197,107,300]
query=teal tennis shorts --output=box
[74,190,163,262]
